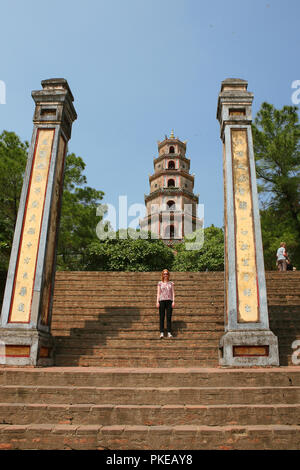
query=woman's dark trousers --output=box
[159,300,172,333]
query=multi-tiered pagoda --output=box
[140,131,202,245]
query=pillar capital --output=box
[32,78,77,140]
[217,78,253,139]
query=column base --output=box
[219,330,279,367]
[0,328,54,366]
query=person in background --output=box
[156,269,175,339]
[276,242,288,272]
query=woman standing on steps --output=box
[156,269,175,339]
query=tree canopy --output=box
[171,226,224,272]
[86,228,175,271]
[252,102,300,268]
[0,131,28,270]
[0,131,107,271]
[56,152,106,270]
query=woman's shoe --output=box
[160,332,164,339]
[167,332,173,338]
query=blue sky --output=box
[0,0,299,229]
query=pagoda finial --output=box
[170,129,175,139]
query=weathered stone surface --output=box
[0,366,300,449]
[48,271,300,367]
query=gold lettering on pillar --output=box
[231,129,259,322]
[9,129,55,323]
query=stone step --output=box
[52,298,300,306]
[51,301,300,310]
[1,367,300,387]
[53,287,225,294]
[53,357,296,369]
[51,315,300,325]
[0,385,300,405]
[53,280,300,284]
[51,309,223,316]
[51,323,224,332]
[53,349,220,362]
[51,307,223,313]
[53,280,225,286]
[52,297,299,304]
[51,315,224,325]
[54,338,223,348]
[267,298,300,304]
[0,423,299,450]
[53,356,297,367]
[51,326,223,334]
[0,403,299,427]
[51,285,222,292]
[54,356,219,367]
[52,302,224,309]
[52,299,224,306]
[54,272,225,278]
[51,295,219,302]
[52,290,300,300]
[53,279,300,288]
[51,304,224,311]
[53,280,300,288]
[52,331,223,340]
[270,327,300,334]
[51,320,225,330]
[54,271,300,277]
[52,285,300,293]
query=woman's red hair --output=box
[161,269,170,281]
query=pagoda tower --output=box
[140,131,202,245]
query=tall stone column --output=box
[217,78,279,366]
[0,79,77,366]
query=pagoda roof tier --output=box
[141,211,203,223]
[144,187,199,203]
[149,170,194,183]
[157,136,187,151]
[153,153,190,165]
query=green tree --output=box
[0,131,28,270]
[259,207,298,270]
[86,228,175,271]
[252,103,300,268]
[171,225,224,271]
[0,131,107,271]
[56,153,107,270]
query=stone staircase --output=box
[0,270,300,449]
[51,271,300,367]
[51,272,224,367]
[0,367,300,449]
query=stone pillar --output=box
[0,79,77,366]
[217,78,279,366]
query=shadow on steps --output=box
[53,306,141,366]
[269,305,300,366]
